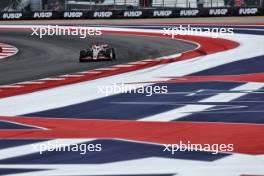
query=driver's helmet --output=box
[92,45,100,50]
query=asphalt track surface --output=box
[0,29,197,85]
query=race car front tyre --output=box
[80,50,87,57]
[79,49,93,62]
[79,58,85,62]
[79,50,86,62]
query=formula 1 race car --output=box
[79,44,116,62]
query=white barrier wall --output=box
[30,0,42,11]
[67,0,139,6]
[152,0,225,8]
[152,0,198,8]
[203,0,225,7]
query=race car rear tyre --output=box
[111,48,116,60]
[106,48,116,60]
